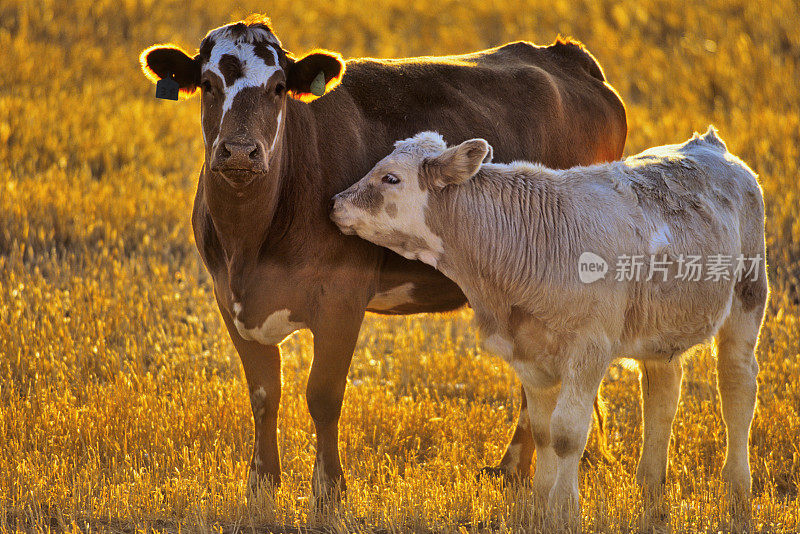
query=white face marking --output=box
[202,26,283,148]
[269,109,282,153]
[234,308,305,345]
[367,282,416,310]
[205,40,281,115]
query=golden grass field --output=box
[1,0,799,531]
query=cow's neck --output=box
[203,100,325,288]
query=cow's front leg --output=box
[307,302,365,504]
[218,305,282,493]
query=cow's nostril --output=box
[328,197,337,213]
[249,146,260,160]
[220,144,232,158]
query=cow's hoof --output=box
[246,468,280,504]
[478,465,527,485]
[310,476,346,513]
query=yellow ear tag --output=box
[310,71,326,97]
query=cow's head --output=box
[140,16,344,189]
[330,132,492,266]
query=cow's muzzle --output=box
[211,139,268,185]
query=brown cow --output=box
[139,15,627,501]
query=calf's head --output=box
[140,16,344,189]
[330,131,492,266]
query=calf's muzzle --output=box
[329,193,357,235]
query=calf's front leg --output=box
[546,343,610,526]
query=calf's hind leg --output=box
[522,382,560,500]
[636,359,682,494]
[715,279,767,500]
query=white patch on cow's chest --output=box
[232,304,305,345]
[367,283,416,310]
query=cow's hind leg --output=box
[715,277,767,503]
[482,385,535,480]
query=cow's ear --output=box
[286,50,345,102]
[425,139,491,188]
[140,44,201,97]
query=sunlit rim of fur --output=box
[393,131,447,156]
[288,49,347,103]
[138,44,199,99]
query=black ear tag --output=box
[155,75,180,100]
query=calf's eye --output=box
[382,174,400,185]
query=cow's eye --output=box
[382,174,400,185]
[274,82,286,96]
[201,80,214,93]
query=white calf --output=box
[331,128,768,522]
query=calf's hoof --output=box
[544,502,581,533]
[638,486,670,531]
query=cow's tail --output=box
[592,391,612,463]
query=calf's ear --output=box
[425,139,492,188]
[140,45,201,97]
[286,50,345,102]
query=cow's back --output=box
[327,39,626,173]
[302,39,627,310]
